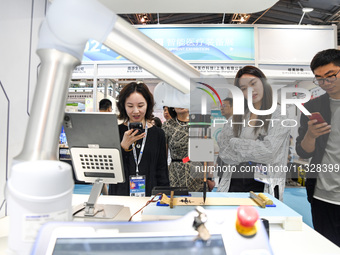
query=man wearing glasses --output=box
[220,97,233,120]
[296,48,340,246]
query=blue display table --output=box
[143,192,302,230]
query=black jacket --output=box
[295,93,331,203]
[109,124,169,196]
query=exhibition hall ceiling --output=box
[99,0,279,14]
[112,0,340,45]
[71,0,340,89]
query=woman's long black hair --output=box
[233,66,273,137]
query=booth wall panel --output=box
[0,0,46,217]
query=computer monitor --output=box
[63,112,125,219]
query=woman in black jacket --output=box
[109,82,169,196]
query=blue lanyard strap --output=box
[128,122,148,175]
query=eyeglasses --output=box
[313,70,340,86]
[221,103,231,108]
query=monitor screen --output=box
[52,234,226,255]
[63,112,124,184]
[63,112,120,149]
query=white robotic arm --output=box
[16,0,200,162]
[9,1,202,253]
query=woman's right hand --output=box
[121,129,145,151]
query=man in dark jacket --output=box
[296,48,340,246]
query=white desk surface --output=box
[1,193,340,255]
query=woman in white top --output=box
[217,66,291,201]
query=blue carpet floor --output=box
[283,187,313,228]
[73,184,313,228]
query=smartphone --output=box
[308,112,326,124]
[129,122,144,135]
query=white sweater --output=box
[217,107,292,201]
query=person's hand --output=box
[306,119,331,140]
[121,129,145,151]
[207,179,215,192]
[301,119,330,154]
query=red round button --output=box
[237,205,259,227]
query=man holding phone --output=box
[296,49,340,246]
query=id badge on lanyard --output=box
[130,175,146,197]
[128,122,148,197]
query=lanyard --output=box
[128,122,148,176]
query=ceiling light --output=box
[232,13,250,24]
[299,7,313,25]
[138,14,150,24]
[302,8,314,13]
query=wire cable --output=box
[128,193,162,222]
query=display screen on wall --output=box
[258,27,335,64]
[82,27,255,62]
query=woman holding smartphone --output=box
[109,82,169,196]
[217,66,291,201]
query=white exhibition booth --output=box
[74,24,336,77]
[70,24,336,147]
[72,24,336,112]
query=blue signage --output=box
[83,27,254,62]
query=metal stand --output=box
[73,179,123,219]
